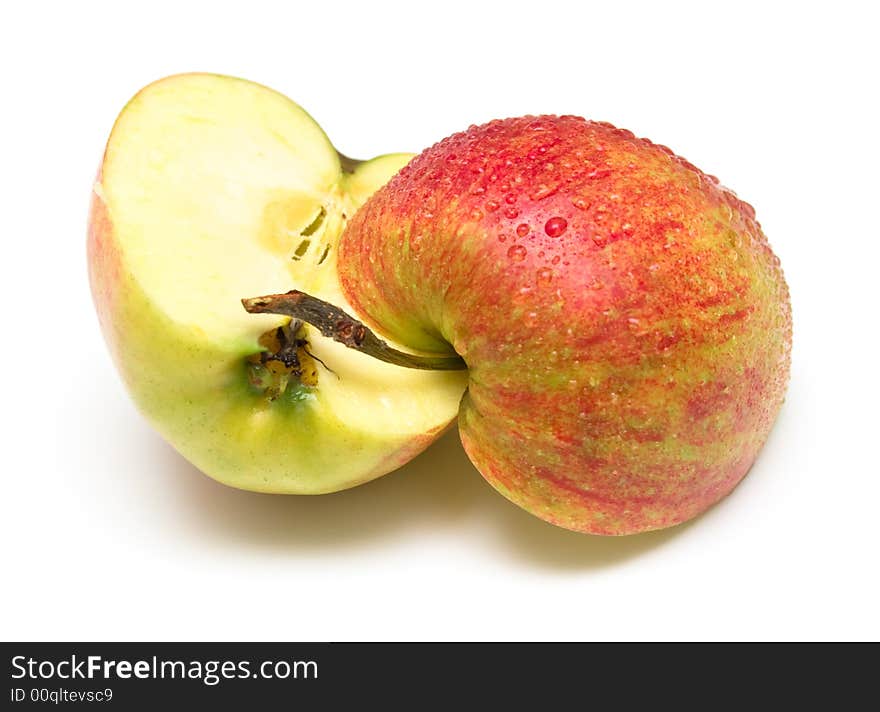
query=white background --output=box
[2,1,878,641]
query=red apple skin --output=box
[87,168,124,365]
[338,116,791,535]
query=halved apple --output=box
[88,73,468,493]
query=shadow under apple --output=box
[79,336,796,572]
[153,426,682,570]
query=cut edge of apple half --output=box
[89,73,468,494]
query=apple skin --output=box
[338,116,792,535]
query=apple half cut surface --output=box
[88,74,468,493]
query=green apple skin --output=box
[338,116,792,534]
[87,74,467,494]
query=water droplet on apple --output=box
[485,200,500,212]
[571,197,590,211]
[544,217,568,237]
[551,255,561,265]
[470,208,483,221]
[530,183,558,200]
[504,206,520,219]
[507,244,527,261]
[537,267,553,284]
[504,193,517,204]
[516,223,530,238]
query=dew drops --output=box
[470,208,483,221]
[572,197,590,211]
[504,193,517,204]
[485,200,500,212]
[551,255,561,265]
[544,217,568,237]
[537,267,553,284]
[504,206,520,219]
[507,244,527,261]
[530,183,558,200]
[516,223,530,238]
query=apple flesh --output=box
[338,116,792,534]
[88,74,468,493]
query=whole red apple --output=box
[335,116,792,535]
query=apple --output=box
[327,115,792,535]
[88,73,468,493]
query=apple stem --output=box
[241,291,466,371]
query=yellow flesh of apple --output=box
[96,74,467,493]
